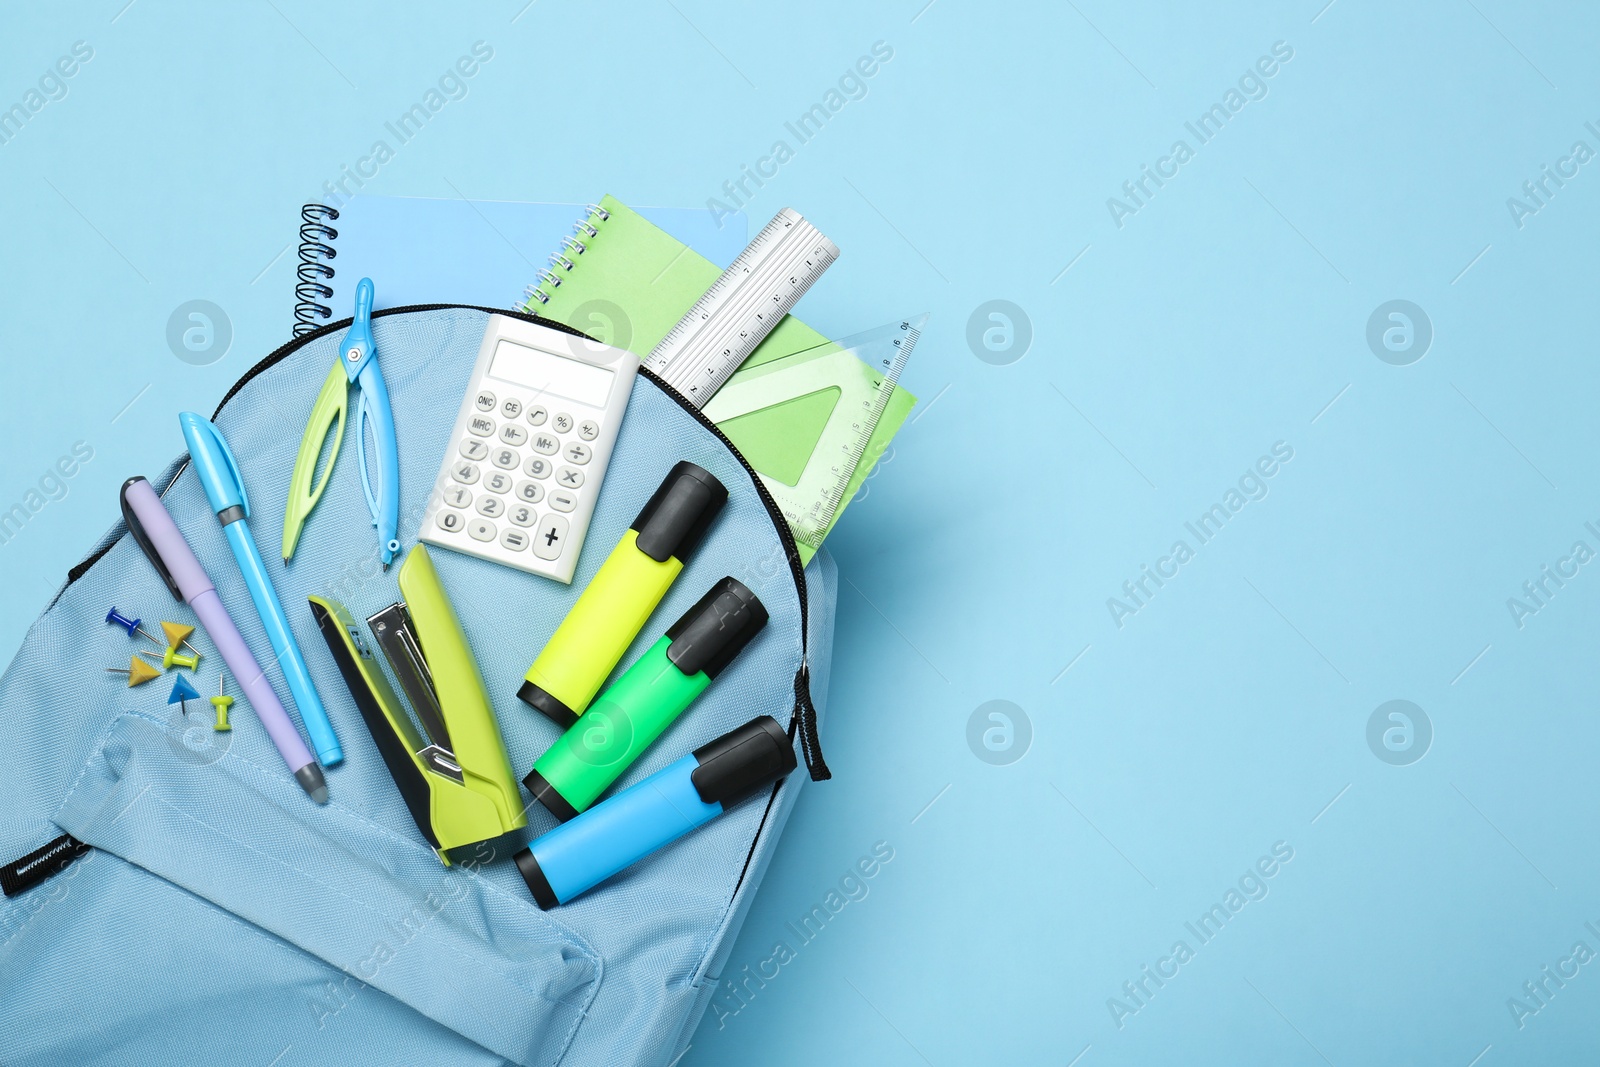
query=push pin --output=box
[167,674,201,717]
[105,655,160,688]
[162,646,200,672]
[210,671,233,732]
[106,606,163,651]
[159,620,202,660]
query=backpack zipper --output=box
[66,303,829,780]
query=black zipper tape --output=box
[2,833,90,897]
[64,303,828,780]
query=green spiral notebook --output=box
[520,194,916,559]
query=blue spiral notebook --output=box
[294,196,747,328]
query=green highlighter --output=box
[518,462,728,728]
[524,577,767,821]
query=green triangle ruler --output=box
[702,314,926,555]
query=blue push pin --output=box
[167,674,202,717]
[106,606,163,651]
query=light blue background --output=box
[2,1,1597,1064]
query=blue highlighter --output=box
[515,716,796,909]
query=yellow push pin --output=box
[162,646,200,672]
[105,655,161,688]
[160,621,202,660]
[210,670,233,732]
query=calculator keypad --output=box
[430,388,610,572]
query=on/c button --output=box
[533,515,568,560]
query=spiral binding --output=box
[521,204,610,309]
[293,204,340,337]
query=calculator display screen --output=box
[487,340,614,406]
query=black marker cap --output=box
[631,462,728,563]
[522,767,580,823]
[517,683,577,729]
[690,715,796,807]
[665,578,768,679]
[514,847,559,910]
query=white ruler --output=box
[646,208,839,407]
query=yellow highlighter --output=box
[518,462,728,728]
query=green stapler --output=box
[310,545,526,863]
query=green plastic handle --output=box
[282,362,349,561]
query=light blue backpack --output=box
[0,306,836,1066]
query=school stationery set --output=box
[0,195,919,1065]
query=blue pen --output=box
[180,412,345,767]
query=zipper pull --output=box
[791,661,831,781]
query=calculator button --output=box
[564,442,592,465]
[500,425,529,447]
[441,485,471,509]
[532,433,559,455]
[526,405,548,427]
[436,511,466,534]
[468,415,496,438]
[451,461,480,484]
[577,420,599,441]
[555,466,584,490]
[468,518,497,542]
[523,456,551,479]
[509,505,536,527]
[552,413,574,434]
[459,439,488,461]
[485,472,512,494]
[501,529,530,552]
[515,480,545,504]
[491,447,518,470]
[549,489,578,513]
[476,496,505,518]
[474,391,496,412]
[500,397,522,419]
[533,515,569,560]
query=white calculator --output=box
[420,315,639,583]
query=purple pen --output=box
[120,477,327,803]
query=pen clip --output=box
[120,477,182,601]
[195,416,251,519]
